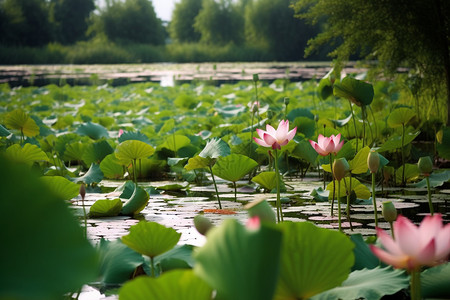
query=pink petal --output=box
[276,120,289,138]
[376,227,403,256]
[256,128,267,140]
[370,245,409,269]
[266,124,276,136]
[435,224,450,261]
[263,133,277,147]
[334,141,344,154]
[418,214,442,246]
[394,215,421,257]
[415,238,436,266]
[246,216,261,230]
[314,144,329,156]
[287,127,297,141]
[318,135,331,151]
[253,137,270,147]
[324,139,335,154]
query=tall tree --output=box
[169,0,202,43]
[293,0,450,125]
[50,0,95,44]
[245,0,319,61]
[194,0,244,45]
[0,0,51,46]
[98,0,165,45]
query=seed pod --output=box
[418,156,433,176]
[253,73,259,82]
[367,150,380,173]
[382,201,397,223]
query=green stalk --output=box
[410,270,421,300]
[209,166,222,209]
[80,185,87,239]
[344,177,353,230]
[372,172,378,227]
[349,100,358,151]
[337,180,342,232]
[426,176,434,215]
[133,159,137,184]
[274,148,283,222]
[330,154,335,216]
[401,123,406,186]
[250,111,255,158]
[389,221,395,239]
[150,257,156,277]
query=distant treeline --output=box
[0,0,330,64]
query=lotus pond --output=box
[1,64,450,300]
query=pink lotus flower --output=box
[370,214,450,271]
[309,133,344,156]
[253,120,297,150]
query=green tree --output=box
[169,0,203,43]
[292,0,450,125]
[245,0,319,61]
[194,0,245,45]
[98,0,165,45]
[0,0,51,46]
[50,0,95,45]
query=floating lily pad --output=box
[90,198,123,218]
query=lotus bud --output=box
[382,201,397,223]
[418,156,433,176]
[333,158,349,181]
[253,73,259,82]
[367,150,380,173]
[194,214,214,236]
[284,97,290,105]
[79,183,86,201]
[244,199,276,224]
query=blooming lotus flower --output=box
[253,120,297,150]
[309,134,344,156]
[370,214,450,271]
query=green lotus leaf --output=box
[326,177,371,199]
[287,107,315,121]
[119,270,212,300]
[70,163,104,185]
[252,171,277,191]
[161,135,191,153]
[97,239,145,285]
[159,118,175,135]
[30,115,53,136]
[54,133,81,157]
[154,244,195,272]
[5,109,40,137]
[120,185,149,216]
[155,182,189,191]
[100,153,125,179]
[115,140,155,164]
[185,155,211,171]
[0,156,98,299]
[168,157,188,167]
[82,139,114,166]
[395,163,419,185]
[292,116,316,138]
[317,77,333,101]
[63,141,86,162]
[291,139,318,165]
[118,131,151,144]
[387,107,416,128]
[349,146,370,174]
[377,130,420,152]
[194,219,282,300]
[121,221,181,258]
[114,180,136,198]
[350,234,382,271]
[5,143,49,166]
[215,104,246,117]
[333,76,374,106]
[437,126,450,159]
[311,267,409,300]
[275,221,354,300]
[310,187,330,202]
[89,198,123,218]
[414,170,450,188]
[212,154,258,182]
[76,121,109,140]
[41,176,80,201]
[199,137,230,159]
[421,262,450,298]
[0,124,11,136]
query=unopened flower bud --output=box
[194,214,214,236]
[382,201,397,223]
[253,74,259,82]
[418,156,433,176]
[79,183,86,200]
[284,97,290,105]
[367,150,380,173]
[333,158,349,181]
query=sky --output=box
[97,0,178,22]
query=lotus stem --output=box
[337,180,342,232]
[349,100,358,151]
[250,111,255,158]
[274,148,283,222]
[209,166,222,209]
[426,176,434,216]
[329,153,335,216]
[362,106,366,148]
[389,221,395,239]
[401,123,406,185]
[150,257,156,277]
[410,270,421,300]
[372,172,378,227]
[344,177,353,231]
[133,159,137,183]
[80,183,87,239]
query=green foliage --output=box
[100,153,125,179]
[0,156,98,299]
[333,77,374,107]
[90,198,123,218]
[212,153,258,182]
[120,185,150,216]
[115,140,155,164]
[387,107,416,128]
[70,163,104,185]
[169,0,203,43]
[41,175,80,200]
[5,109,40,137]
[5,143,49,166]
[421,263,450,299]
[276,222,354,299]
[326,177,371,200]
[199,137,230,159]
[122,221,181,258]
[194,219,282,300]
[252,171,277,191]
